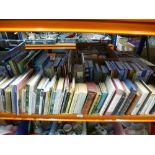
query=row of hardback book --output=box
[0,69,155,116]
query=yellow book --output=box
[5,86,12,113]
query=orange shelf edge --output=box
[0,113,155,122]
[0,19,155,35]
[25,43,76,50]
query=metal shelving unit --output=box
[0,19,155,122]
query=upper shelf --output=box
[0,19,155,35]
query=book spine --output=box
[139,95,153,114]
[82,93,96,114]
[62,92,70,113]
[131,93,148,115]
[60,90,68,113]
[95,93,108,113]
[25,85,30,113]
[145,96,155,114]
[35,89,40,114]
[99,92,114,115]
[5,89,12,113]
[105,93,122,115]
[0,90,3,112]
[1,90,6,112]
[74,93,84,114]
[21,89,26,113]
[119,91,136,115]
[113,93,126,115]
[69,92,79,114]
[3,61,14,77]
[39,91,45,115]
[49,91,56,114]
[91,95,102,114]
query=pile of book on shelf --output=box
[1,71,155,116]
[1,47,155,116]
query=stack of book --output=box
[1,50,69,79]
[0,70,155,116]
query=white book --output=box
[106,79,124,115]
[116,81,130,114]
[69,84,79,114]
[145,97,155,114]
[53,78,64,114]
[99,76,115,115]
[131,81,149,115]
[74,83,87,114]
[144,85,155,114]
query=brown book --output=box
[82,82,97,114]
[125,92,142,115]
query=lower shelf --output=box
[0,113,155,122]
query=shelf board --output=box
[25,43,76,49]
[0,19,155,35]
[0,113,155,122]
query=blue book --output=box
[95,83,108,113]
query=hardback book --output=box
[69,83,79,114]
[74,83,87,114]
[89,85,102,114]
[53,78,64,114]
[105,78,124,115]
[140,84,155,114]
[65,78,75,113]
[119,79,137,115]
[112,82,127,115]
[99,76,115,115]
[0,78,16,112]
[25,71,42,115]
[21,88,26,113]
[8,51,27,75]
[94,63,102,83]
[5,86,12,113]
[123,62,134,79]
[115,81,130,115]
[43,60,55,78]
[100,65,109,82]
[11,69,33,115]
[73,64,84,83]
[105,61,115,78]
[130,81,149,115]
[17,50,36,74]
[49,79,58,114]
[95,83,108,113]
[125,91,142,115]
[60,77,70,113]
[88,60,94,81]
[137,81,152,114]
[82,82,97,114]
[35,77,50,114]
[2,50,21,77]
[43,76,56,115]
[130,63,143,81]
